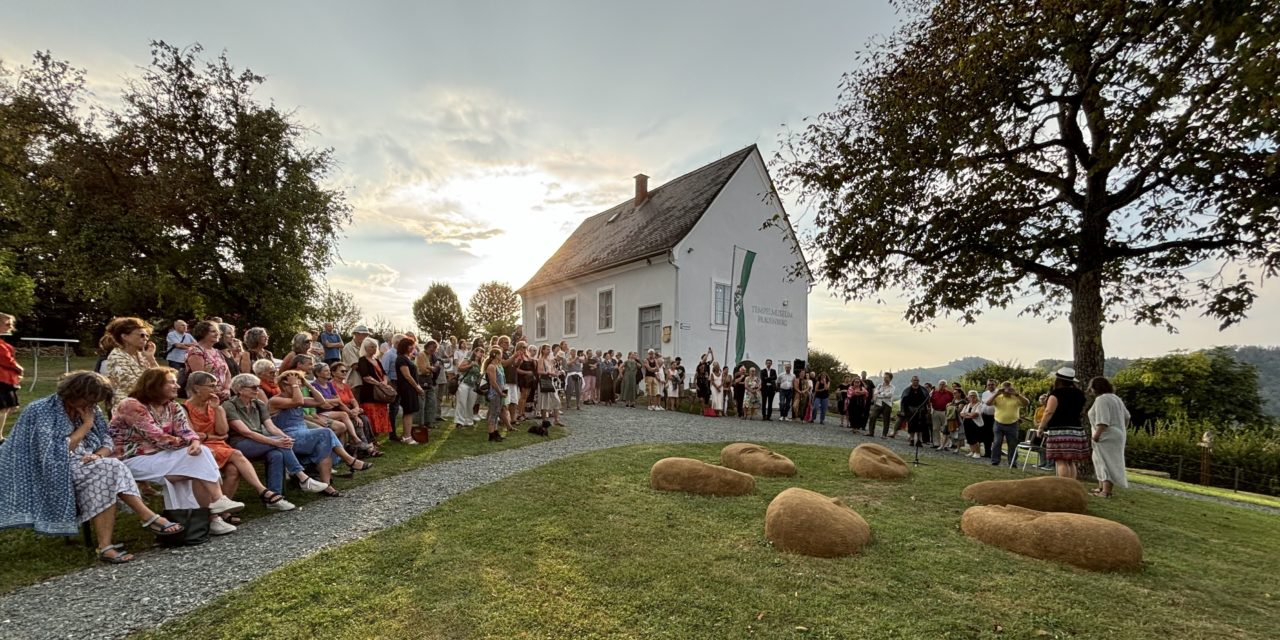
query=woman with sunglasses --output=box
[102,317,158,409]
[185,371,294,512]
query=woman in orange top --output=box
[184,371,294,513]
[0,312,22,440]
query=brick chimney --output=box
[634,173,649,205]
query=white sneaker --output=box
[656,407,664,411]
[300,477,329,493]
[209,517,237,535]
[208,496,245,514]
[266,498,297,512]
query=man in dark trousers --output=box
[760,359,778,421]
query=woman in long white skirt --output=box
[1086,376,1130,498]
[109,368,245,534]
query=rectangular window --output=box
[713,282,731,326]
[563,295,578,337]
[534,303,547,340]
[598,287,614,332]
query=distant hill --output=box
[887,347,1280,417]
[890,356,992,385]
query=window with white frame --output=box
[534,303,547,340]
[712,281,731,326]
[563,295,578,337]
[597,287,614,332]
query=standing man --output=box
[987,380,1029,466]
[643,349,662,411]
[777,362,795,421]
[341,325,372,388]
[900,375,930,446]
[930,380,953,449]
[318,322,343,365]
[867,372,896,437]
[420,339,443,426]
[980,378,998,456]
[760,359,778,421]
[164,320,196,373]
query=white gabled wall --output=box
[673,149,810,370]
[520,259,677,355]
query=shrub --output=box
[1126,417,1280,496]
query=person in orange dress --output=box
[184,371,294,513]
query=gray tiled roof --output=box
[519,145,756,293]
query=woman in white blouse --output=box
[1087,376,1130,498]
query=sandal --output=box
[260,489,285,506]
[400,437,418,445]
[319,486,342,497]
[141,514,184,536]
[98,543,134,564]
[350,459,372,472]
[223,514,243,526]
[1089,489,1111,498]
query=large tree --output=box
[1114,348,1270,429]
[467,280,520,339]
[1,43,349,343]
[306,284,364,335]
[413,282,468,340]
[779,0,1280,383]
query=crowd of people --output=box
[0,312,1130,565]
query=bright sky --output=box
[4,0,1278,371]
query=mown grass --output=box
[138,443,1280,640]
[0,412,565,594]
[1126,471,1280,509]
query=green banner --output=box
[734,249,756,364]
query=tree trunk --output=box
[1069,270,1105,385]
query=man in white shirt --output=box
[777,362,796,421]
[979,378,998,456]
[341,325,372,387]
[868,372,897,437]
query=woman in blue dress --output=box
[268,370,371,496]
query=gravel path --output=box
[0,405,1270,639]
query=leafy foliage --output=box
[806,348,851,380]
[467,281,519,339]
[412,282,468,340]
[306,284,364,335]
[1126,417,1280,496]
[0,43,349,345]
[1114,348,1271,429]
[0,250,34,316]
[955,361,1050,400]
[778,0,1280,384]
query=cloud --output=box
[327,260,401,289]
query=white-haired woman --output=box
[354,337,393,438]
[223,373,331,498]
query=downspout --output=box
[668,248,679,361]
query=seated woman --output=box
[184,371,295,513]
[252,359,281,399]
[328,362,381,453]
[288,353,358,442]
[183,321,231,400]
[279,332,313,374]
[0,371,184,564]
[312,361,379,457]
[108,367,245,536]
[223,373,331,497]
[267,370,371,494]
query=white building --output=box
[517,145,811,371]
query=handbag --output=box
[538,375,556,393]
[372,382,397,404]
[155,508,211,547]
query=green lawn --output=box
[1126,472,1280,509]
[2,354,101,423]
[0,414,565,594]
[138,443,1280,640]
